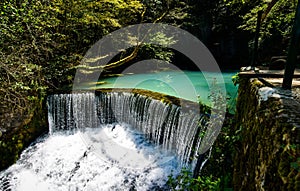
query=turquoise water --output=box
[82,71,238,113]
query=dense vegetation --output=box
[0,0,297,119]
[0,0,296,124]
[0,0,298,188]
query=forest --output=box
[0,0,299,190]
[0,0,297,117]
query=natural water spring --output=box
[0,71,236,190]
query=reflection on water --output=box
[82,71,238,113]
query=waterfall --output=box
[47,93,99,133]
[47,92,209,170]
[0,91,211,191]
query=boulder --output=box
[269,58,286,70]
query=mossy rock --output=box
[0,99,48,171]
[233,77,300,190]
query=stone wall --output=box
[234,78,300,190]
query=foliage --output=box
[167,168,221,191]
[0,99,47,170]
[236,0,297,57]
[4,0,295,120]
[197,89,239,190]
[0,0,145,123]
[0,0,195,169]
[166,114,238,190]
[0,0,147,169]
[282,143,300,173]
[208,0,298,63]
[173,87,238,190]
[239,0,296,37]
[231,73,240,86]
[1,0,297,118]
[141,32,177,62]
[0,0,297,178]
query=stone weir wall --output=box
[0,88,209,171]
[233,78,300,191]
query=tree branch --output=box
[77,4,170,73]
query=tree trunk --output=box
[251,11,262,67]
[282,0,300,89]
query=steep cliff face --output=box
[234,78,300,191]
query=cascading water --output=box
[0,92,210,190]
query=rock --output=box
[240,66,260,72]
[269,58,286,70]
[270,56,287,63]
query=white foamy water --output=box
[0,123,180,191]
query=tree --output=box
[0,0,145,126]
[0,0,195,126]
[282,0,300,89]
[239,0,297,62]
